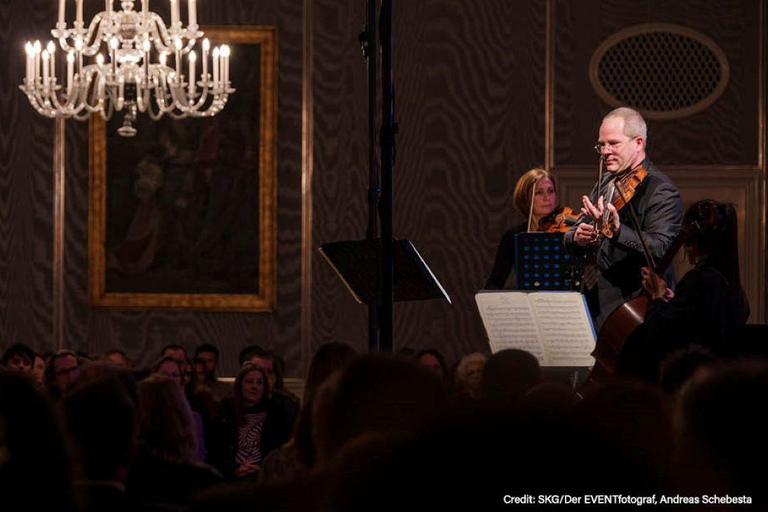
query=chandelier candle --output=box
[23,0,234,137]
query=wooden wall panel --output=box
[0,0,305,377]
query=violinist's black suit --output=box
[564,158,682,330]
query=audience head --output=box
[304,342,358,402]
[32,353,46,385]
[183,357,196,389]
[454,352,488,398]
[161,343,188,374]
[137,374,197,464]
[45,350,81,398]
[0,369,76,510]
[676,361,768,497]
[234,363,270,415]
[2,343,35,375]
[238,344,265,366]
[318,355,448,461]
[61,371,138,482]
[194,343,219,381]
[417,349,448,382]
[481,349,542,405]
[152,355,182,387]
[659,346,716,400]
[241,347,276,392]
[104,349,131,369]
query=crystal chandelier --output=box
[20,0,234,137]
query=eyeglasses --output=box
[594,137,636,154]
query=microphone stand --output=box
[360,0,380,353]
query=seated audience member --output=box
[658,346,716,403]
[32,353,47,386]
[480,349,542,407]
[152,355,207,462]
[241,347,299,429]
[60,370,139,512]
[128,375,221,506]
[45,350,81,400]
[209,363,291,479]
[195,343,233,400]
[417,348,448,384]
[237,344,264,366]
[259,342,358,483]
[315,355,448,463]
[676,361,768,504]
[2,343,35,375]
[104,349,131,369]
[0,370,77,512]
[453,352,487,401]
[186,356,217,422]
[160,345,212,436]
[272,353,300,403]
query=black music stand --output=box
[514,232,583,291]
[318,238,451,305]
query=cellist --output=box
[564,107,682,330]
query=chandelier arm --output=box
[81,15,108,57]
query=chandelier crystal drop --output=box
[20,0,235,136]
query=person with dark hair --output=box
[0,370,77,512]
[417,348,448,384]
[127,375,221,506]
[259,342,358,482]
[32,353,47,386]
[237,344,264,366]
[60,370,139,511]
[104,349,131,369]
[659,346,716,400]
[209,363,291,479]
[195,343,233,400]
[161,343,188,373]
[44,350,81,400]
[619,200,749,381]
[480,349,542,406]
[2,343,35,375]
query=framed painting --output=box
[89,26,277,311]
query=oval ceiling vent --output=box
[589,24,729,120]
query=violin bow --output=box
[526,176,539,232]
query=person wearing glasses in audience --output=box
[564,107,682,329]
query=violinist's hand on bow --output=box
[573,223,600,247]
[641,267,674,302]
[581,196,621,237]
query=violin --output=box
[537,206,581,233]
[599,165,649,239]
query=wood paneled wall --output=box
[0,0,764,375]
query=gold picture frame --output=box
[89,26,278,311]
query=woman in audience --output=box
[128,375,221,505]
[259,342,358,482]
[209,363,290,478]
[152,355,207,461]
[453,352,487,401]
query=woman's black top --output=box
[485,207,568,289]
[208,397,291,479]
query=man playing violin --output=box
[564,107,682,330]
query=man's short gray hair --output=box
[604,107,647,140]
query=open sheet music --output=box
[475,291,596,367]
